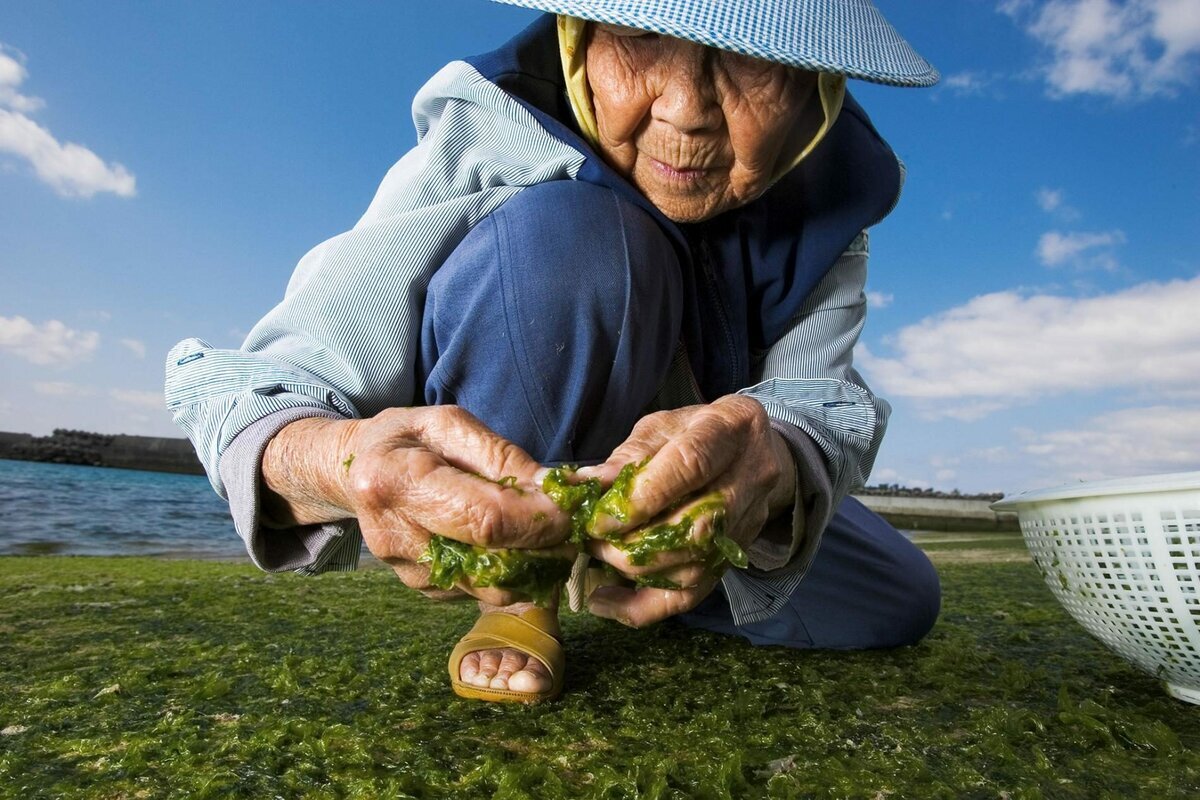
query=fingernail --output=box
[588,513,620,537]
[587,597,614,619]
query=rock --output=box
[1,725,29,735]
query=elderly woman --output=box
[165,0,942,703]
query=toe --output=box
[459,652,480,683]
[507,653,552,694]
[506,670,540,693]
[488,649,526,690]
[467,649,503,687]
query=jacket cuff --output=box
[219,407,363,574]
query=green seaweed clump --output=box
[417,536,572,606]
[541,467,606,544]
[614,494,749,572]
[545,462,748,580]
[588,460,646,534]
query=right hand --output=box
[262,407,573,604]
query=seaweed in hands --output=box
[419,461,748,605]
[612,494,749,572]
[417,537,572,606]
[541,467,606,545]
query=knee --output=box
[889,547,942,646]
[427,180,682,349]
[488,180,682,328]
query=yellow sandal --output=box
[448,607,565,703]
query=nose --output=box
[651,42,722,134]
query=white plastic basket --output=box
[992,471,1200,704]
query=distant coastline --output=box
[0,429,204,476]
[0,429,1003,497]
[0,430,1017,532]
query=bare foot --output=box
[458,600,559,694]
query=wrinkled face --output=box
[586,23,818,223]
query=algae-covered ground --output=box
[1,535,1197,799]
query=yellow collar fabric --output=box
[556,15,846,184]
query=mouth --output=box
[646,156,713,184]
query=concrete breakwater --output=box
[854,494,1019,533]
[0,430,204,476]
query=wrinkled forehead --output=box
[587,22,813,89]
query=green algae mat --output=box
[1,540,1197,798]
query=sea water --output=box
[0,459,246,559]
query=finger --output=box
[591,493,728,570]
[362,516,436,563]
[381,559,471,601]
[574,410,685,483]
[590,411,744,537]
[458,584,526,607]
[385,559,436,590]
[623,410,739,519]
[588,574,720,628]
[694,449,780,551]
[587,537,699,575]
[373,447,568,548]
[634,562,711,590]
[411,406,548,489]
[352,406,571,548]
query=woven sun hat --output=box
[488,0,938,87]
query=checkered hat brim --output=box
[489,0,938,87]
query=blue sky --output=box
[1,0,1198,494]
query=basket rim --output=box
[991,470,1200,510]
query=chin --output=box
[642,190,724,224]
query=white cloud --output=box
[1017,405,1200,478]
[1036,229,1125,268]
[0,47,44,113]
[0,315,99,366]
[1035,187,1082,221]
[0,43,136,198]
[865,291,894,309]
[941,71,990,97]
[1001,0,1200,99]
[1036,187,1064,212]
[120,338,146,359]
[857,275,1200,418]
[110,388,164,411]
[33,381,93,397]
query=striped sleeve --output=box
[163,60,586,575]
[725,231,891,624]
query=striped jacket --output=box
[164,16,900,624]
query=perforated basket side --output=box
[1020,490,1200,693]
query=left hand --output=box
[578,395,796,627]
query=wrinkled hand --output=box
[262,407,572,605]
[578,395,795,627]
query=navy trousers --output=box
[418,180,940,650]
